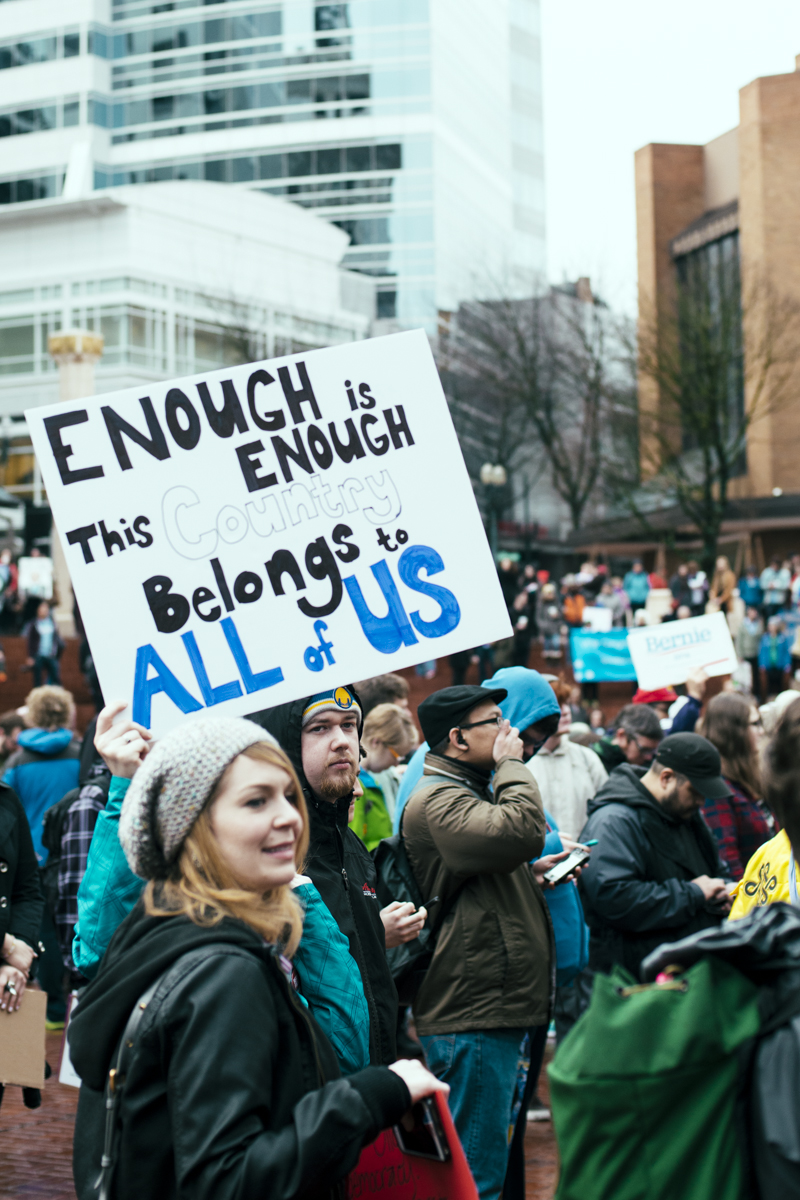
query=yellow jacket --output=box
[729,829,797,919]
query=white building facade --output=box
[0,0,544,332]
[0,181,369,503]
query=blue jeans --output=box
[33,654,60,686]
[420,1028,527,1200]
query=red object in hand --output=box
[348,1092,478,1200]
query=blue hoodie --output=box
[486,667,588,985]
[4,727,80,863]
[393,667,560,831]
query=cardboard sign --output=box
[570,629,637,683]
[348,1093,478,1200]
[627,611,737,690]
[27,331,511,734]
[0,986,46,1087]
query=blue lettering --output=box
[397,544,461,638]
[181,630,243,706]
[221,616,284,694]
[132,643,203,726]
[344,559,418,654]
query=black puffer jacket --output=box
[69,902,409,1200]
[0,783,43,949]
[249,693,398,1065]
[578,764,727,977]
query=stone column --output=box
[46,330,104,637]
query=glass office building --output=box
[0,1,544,331]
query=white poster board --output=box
[17,556,53,599]
[27,330,511,734]
[627,611,738,690]
[582,605,612,633]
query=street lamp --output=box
[480,462,508,560]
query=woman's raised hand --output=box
[94,701,153,779]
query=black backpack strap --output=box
[96,976,160,1200]
[94,943,248,1200]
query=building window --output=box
[0,97,80,139]
[377,290,396,319]
[0,30,80,70]
[94,143,403,189]
[0,174,64,205]
[674,230,745,475]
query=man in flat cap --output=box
[579,732,732,980]
[402,684,560,1200]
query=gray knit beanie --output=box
[119,717,279,879]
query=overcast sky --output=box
[540,0,800,314]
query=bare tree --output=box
[439,285,633,531]
[636,253,799,572]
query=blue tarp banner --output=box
[570,629,637,683]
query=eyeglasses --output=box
[629,733,658,762]
[458,714,503,731]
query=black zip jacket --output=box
[69,902,409,1200]
[249,692,398,1065]
[0,783,43,949]
[578,764,727,978]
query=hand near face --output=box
[493,718,524,763]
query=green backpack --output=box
[548,957,761,1200]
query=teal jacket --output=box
[73,777,369,1074]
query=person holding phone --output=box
[578,733,733,979]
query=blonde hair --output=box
[362,702,418,753]
[144,742,309,956]
[26,685,74,730]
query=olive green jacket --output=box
[403,752,552,1036]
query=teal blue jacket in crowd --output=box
[622,570,650,605]
[73,776,370,1074]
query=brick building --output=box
[570,56,800,572]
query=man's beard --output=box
[660,785,694,823]
[318,760,359,801]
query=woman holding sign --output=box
[68,713,445,1200]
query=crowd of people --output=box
[2,573,800,1194]
[484,552,800,708]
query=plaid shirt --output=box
[56,781,107,970]
[702,778,773,881]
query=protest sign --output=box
[582,605,612,633]
[27,330,511,734]
[570,629,637,683]
[18,555,53,599]
[626,611,737,690]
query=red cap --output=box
[632,687,677,705]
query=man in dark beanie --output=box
[579,732,732,979]
[250,686,422,1067]
[401,684,559,1200]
